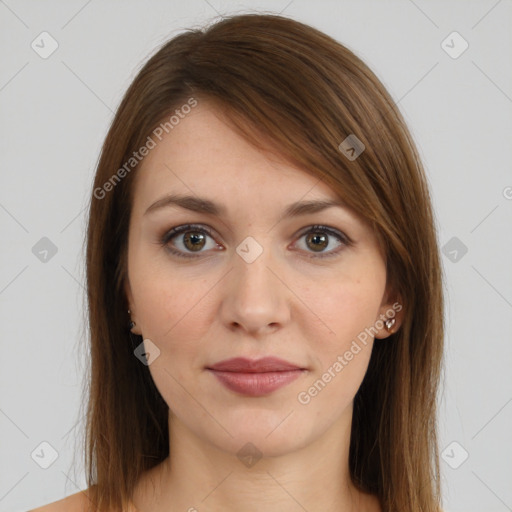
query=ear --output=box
[124,277,133,308]
[373,290,404,340]
[125,278,142,336]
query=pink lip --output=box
[207,357,306,397]
[208,357,303,373]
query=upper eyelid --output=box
[162,223,217,243]
[297,224,351,243]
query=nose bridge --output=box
[233,234,277,297]
[221,234,289,333]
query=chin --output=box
[202,408,312,459]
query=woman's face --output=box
[125,100,399,457]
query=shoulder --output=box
[28,489,90,512]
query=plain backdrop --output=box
[1,1,511,511]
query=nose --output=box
[219,239,291,337]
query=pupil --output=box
[307,233,327,252]
[184,232,205,251]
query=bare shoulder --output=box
[28,489,91,512]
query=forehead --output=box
[132,102,342,210]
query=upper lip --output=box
[207,357,304,373]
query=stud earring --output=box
[128,309,136,330]
[385,318,396,332]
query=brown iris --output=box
[183,231,206,252]
[306,232,328,252]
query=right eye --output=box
[160,224,224,258]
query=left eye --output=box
[293,225,350,258]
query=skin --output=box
[125,100,401,512]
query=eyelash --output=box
[159,223,352,260]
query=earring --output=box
[128,309,135,330]
[385,318,396,332]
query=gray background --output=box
[1,1,511,511]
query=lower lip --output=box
[208,369,304,396]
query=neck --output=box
[132,406,380,512]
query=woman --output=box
[31,12,444,512]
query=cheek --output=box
[132,273,216,410]
[295,282,381,417]
[302,268,385,341]
[297,265,385,386]
[130,243,211,334]
[130,261,219,369]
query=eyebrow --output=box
[144,193,347,221]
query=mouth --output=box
[206,357,307,397]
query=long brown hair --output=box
[84,13,444,511]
